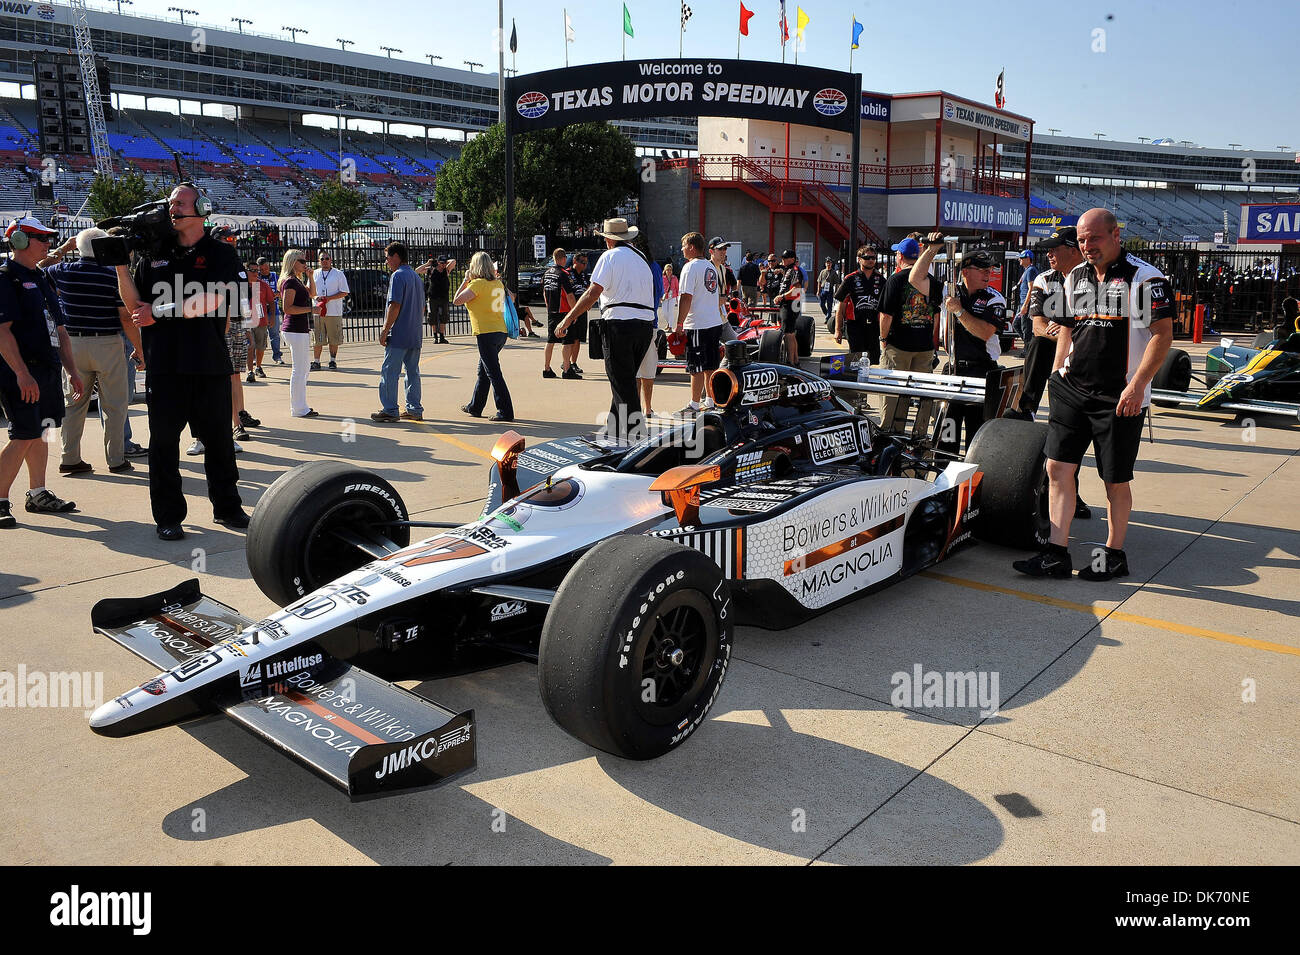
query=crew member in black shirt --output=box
[0,216,84,527]
[568,252,590,372]
[542,247,579,379]
[115,183,249,540]
[424,255,451,344]
[774,249,805,364]
[738,252,760,306]
[833,245,886,367]
[935,249,1006,454]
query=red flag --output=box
[739,2,754,36]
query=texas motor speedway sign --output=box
[505,59,859,135]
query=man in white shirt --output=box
[311,253,350,370]
[558,218,656,440]
[675,232,725,416]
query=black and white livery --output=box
[89,343,1049,799]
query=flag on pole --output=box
[623,3,634,37]
[510,19,517,53]
[779,0,788,47]
[565,12,575,43]
[995,69,1005,109]
[851,17,863,49]
[796,6,809,44]
[681,2,692,30]
[739,2,754,35]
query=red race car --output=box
[657,297,817,373]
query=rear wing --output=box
[91,579,475,801]
[804,355,1025,422]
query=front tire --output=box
[1152,347,1192,406]
[247,461,410,606]
[538,536,734,760]
[758,327,784,363]
[965,418,1050,550]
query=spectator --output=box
[257,257,285,364]
[541,247,579,379]
[1014,208,1174,581]
[310,252,349,370]
[1013,248,1039,343]
[674,232,726,416]
[249,260,274,378]
[877,236,939,431]
[417,254,451,344]
[833,245,885,369]
[774,249,806,365]
[568,252,591,370]
[114,185,248,540]
[42,227,139,475]
[453,251,514,422]
[278,249,317,419]
[371,241,424,423]
[660,261,680,331]
[0,216,84,528]
[738,252,760,306]
[817,256,841,321]
[558,218,656,441]
[709,239,738,297]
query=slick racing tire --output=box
[538,535,734,760]
[965,417,1050,550]
[758,327,784,363]
[247,461,411,606]
[1151,347,1192,406]
[794,314,815,359]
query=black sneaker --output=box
[328,360,338,369]
[562,366,582,380]
[1012,545,1072,579]
[156,524,185,541]
[255,366,267,378]
[542,368,558,379]
[310,361,322,370]
[238,409,261,427]
[25,489,76,513]
[233,425,249,441]
[571,363,584,376]
[0,500,14,528]
[246,371,256,383]
[214,510,250,529]
[124,442,149,458]
[1074,497,1092,520]
[1077,547,1129,581]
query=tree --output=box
[484,197,544,238]
[306,180,370,237]
[86,171,167,219]
[434,122,637,235]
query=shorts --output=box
[685,325,725,374]
[573,313,588,343]
[1045,373,1146,484]
[845,319,881,363]
[636,335,658,379]
[428,299,450,325]
[1,363,64,440]
[547,311,577,344]
[312,314,343,347]
[251,325,269,351]
[780,301,801,333]
[226,325,249,369]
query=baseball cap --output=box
[6,215,57,244]
[780,248,796,259]
[959,250,995,270]
[1038,226,1079,250]
[708,236,730,250]
[890,237,921,259]
[256,256,269,264]
[436,254,448,262]
[1017,249,1034,259]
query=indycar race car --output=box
[89,342,1047,800]
[1149,337,1300,421]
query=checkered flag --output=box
[681,2,693,30]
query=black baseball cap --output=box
[436,254,448,262]
[1038,226,1079,250]
[708,236,730,250]
[781,249,796,259]
[959,250,995,270]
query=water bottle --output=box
[857,358,870,383]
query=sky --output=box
[88,0,1298,151]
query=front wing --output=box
[1150,389,1300,420]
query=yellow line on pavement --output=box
[415,425,493,460]
[921,571,1300,658]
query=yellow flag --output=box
[796,6,809,39]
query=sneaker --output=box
[186,439,205,456]
[156,524,185,541]
[1074,497,1092,520]
[1012,545,1072,579]
[399,410,423,421]
[438,335,449,344]
[562,366,582,380]
[1077,547,1129,581]
[328,360,338,370]
[25,489,76,513]
[700,398,717,412]
[676,404,700,418]
[124,442,149,458]
[213,510,250,529]
[310,361,322,370]
[238,410,261,427]
[0,500,14,528]
[571,363,583,376]
[490,411,514,422]
[542,368,558,379]
[246,372,256,383]
[233,425,249,441]
[275,357,286,365]
[460,404,481,417]
[370,411,400,422]
[58,460,93,475]
[108,461,134,474]
[255,366,267,378]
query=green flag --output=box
[623,3,634,37]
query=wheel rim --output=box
[633,592,716,723]
[301,499,395,590]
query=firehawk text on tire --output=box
[247,461,411,606]
[538,535,733,760]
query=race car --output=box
[88,342,1048,800]
[1149,337,1300,421]
[657,296,816,373]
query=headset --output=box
[6,213,55,251]
[176,181,214,218]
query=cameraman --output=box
[114,183,249,541]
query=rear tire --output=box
[1152,347,1192,406]
[247,461,410,606]
[795,314,815,358]
[758,328,784,363]
[965,418,1050,550]
[538,535,733,760]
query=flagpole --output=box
[849,15,854,73]
[563,9,568,68]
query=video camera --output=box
[91,200,177,266]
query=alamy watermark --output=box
[890,664,1000,718]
